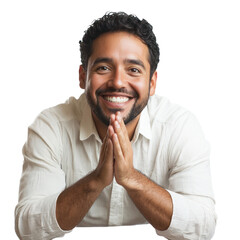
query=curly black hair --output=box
[79,12,160,78]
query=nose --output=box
[107,67,125,89]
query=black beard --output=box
[85,88,149,126]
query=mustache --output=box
[96,87,138,98]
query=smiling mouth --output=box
[103,96,130,103]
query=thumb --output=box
[105,139,114,163]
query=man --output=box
[15,12,216,239]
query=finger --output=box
[115,112,129,139]
[112,133,124,161]
[99,128,110,163]
[109,114,116,126]
[105,138,113,163]
[108,125,115,139]
[113,120,130,156]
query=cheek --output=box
[130,79,150,98]
[86,76,102,95]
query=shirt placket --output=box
[108,177,124,226]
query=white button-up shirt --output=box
[15,94,216,239]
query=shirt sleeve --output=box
[156,112,217,239]
[15,111,71,239]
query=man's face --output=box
[80,31,157,126]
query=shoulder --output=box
[27,94,87,138]
[34,94,86,126]
[147,95,192,126]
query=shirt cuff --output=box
[156,190,190,239]
[49,192,72,236]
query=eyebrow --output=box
[92,57,146,70]
[92,57,113,66]
[124,59,146,70]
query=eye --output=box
[129,67,141,75]
[96,66,110,72]
[131,68,139,72]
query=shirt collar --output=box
[79,94,102,143]
[131,105,151,143]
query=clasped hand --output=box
[94,112,134,187]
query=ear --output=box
[149,71,157,96]
[79,65,86,89]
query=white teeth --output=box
[104,96,129,103]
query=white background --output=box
[1,0,239,239]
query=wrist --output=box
[91,168,113,190]
[86,171,106,192]
[119,168,142,190]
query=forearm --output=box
[56,130,114,231]
[110,113,173,230]
[56,171,105,230]
[122,169,173,231]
